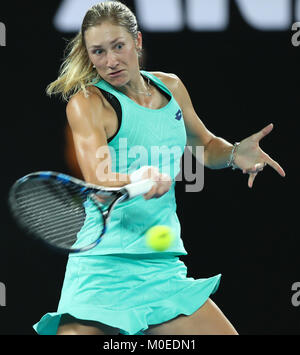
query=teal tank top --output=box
[73,71,188,256]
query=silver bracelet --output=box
[226,142,240,170]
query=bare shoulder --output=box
[150,71,190,107]
[67,86,103,115]
[66,86,105,128]
[150,71,181,92]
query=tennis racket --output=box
[8,171,154,253]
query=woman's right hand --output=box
[130,166,172,200]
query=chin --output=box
[108,77,129,89]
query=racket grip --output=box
[124,179,155,199]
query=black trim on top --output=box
[96,88,122,143]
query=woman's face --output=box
[85,21,142,87]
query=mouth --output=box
[108,70,124,78]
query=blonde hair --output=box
[46,1,139,102]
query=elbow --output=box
[203,136,216,169]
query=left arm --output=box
[163,73,235,169]
[157,72,286,187]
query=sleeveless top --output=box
[72,71,188,256]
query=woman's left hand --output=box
[233,123,286,188]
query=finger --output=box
[159,173,171,183]
[256,162,265,170]
[143,184,157,200]
[252,162,265,172]
[262,152,286,177]
[155,185,168,197]
[143,166,160,181]
[248,173,257,188]
[244,164,263,174]
[251,123,274,143]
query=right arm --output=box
[66,90,171,199]
[66,89,130,187]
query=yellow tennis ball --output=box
[145,225,175,251]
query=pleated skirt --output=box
[33,253,221,335]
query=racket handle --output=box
[124,179,155,199]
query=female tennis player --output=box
[33,1,285,335]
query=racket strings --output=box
[13,179,103,249]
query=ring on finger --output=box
[258,163,267,171]
[254,162,266,173]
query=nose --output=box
[106,50,119,69]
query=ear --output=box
[136,31,143,52]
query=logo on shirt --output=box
[175,109,182,121]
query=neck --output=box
[119,72,152,98]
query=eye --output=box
[93,49,103,55]
[116,43,124,50]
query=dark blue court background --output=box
[0,0,298,335]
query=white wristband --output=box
[129,166,151,183]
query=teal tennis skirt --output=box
[33,253,221,335]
